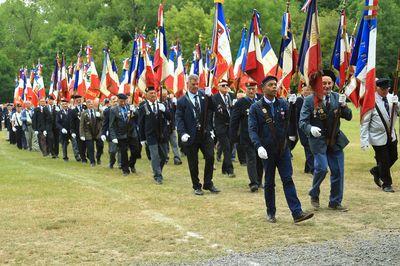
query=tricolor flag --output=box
[261,36,280,78]
[165,45,177,91]
[128,37,139,96]
[351,0,379,119]
[49,55,59,101]
[211,0,233,86]
[73,49,87,97]
[153,4,169,90]
[243,10,265,85]
[33,63,46,100]
[13,75,20,105]
[119,58,131,94]
[136,35,155,93]
[234,27,247,81]
[174,42,186,98]
[278,8,298,97]
[85,45,101,100]
[26,69,38,106]
[190,44,206,88]
[59,53,69,101]
[17,69,25,103]
[298,0,323,102]
[331,9,351,90]
[100,48,120,97]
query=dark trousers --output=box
[185,134,215,190]
[302,144,314,173]
[60,134,69,159]
[128,137,140,168]
[76,136,86,162]
[46,131,56,156]
[53,130,59,156]
[263,147,302,218]
[237,143,247,164]
[84,140,95,164]
[372,140,398,188]
[217,133,234,174]
[118,138,129,174]
[95,139,104,162]
[245,144,263,187]
[15,126,23,149]
[38,132,48,156]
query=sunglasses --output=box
[219,84,229,87]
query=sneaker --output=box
[328,204,348,212]
[382,186,395,193]
[311,197,320,209]
[194,189,204,196]
[294,212,314,223]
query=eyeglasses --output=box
[219,84,229,87]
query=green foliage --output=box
[0,0,399,102]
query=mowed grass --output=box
[1,105,400,264]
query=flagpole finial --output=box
[214,0,224,3]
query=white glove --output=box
[172,98,177,105]
[158,103,166,112]
[71,133,76,138]
[232,99,237,106]
[391,95,398,104]
[101,135,107,142]
[205,87,212,96]
[61,128,67,134]
[361,145,369,151]
[34,131,39,135]
[80,136,85,141]
[210,131,215,140]
[95,111,100,118]
[55,106,60,112]
[130,105,136,111]
[181,133,190,143]
[140,140,146,146]
[289,136,296,141]
[257,147,268,159]
[112,138,118,144]
[288,94,297,104]
[43,130,47,137]
[12,127,17,132]
[338,94,347,105]
[310,126,321,137]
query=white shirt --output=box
[12,112,23,127]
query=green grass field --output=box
[1,106,400,264]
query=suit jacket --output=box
[47,105,58,131]
[248,97,290,154]
[360,92,398,146]
[175,90,214,145]
[164,98,177,133]
[69,106,83,136]
[56,108,72,133]
[21,108,34,131]
[109,105,129,140]
[32,106,51,132]
[138,101,170,145]
[80,109,102,140]
[229,96,257,145]
[299,92,352,154]
[212,92,234,136]
[295,96,309,146]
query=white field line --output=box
[0,148,228,251]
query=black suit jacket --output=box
[69,106,83,136]
[138,101,170,145]
[56,108,72,132]
[230,96,256,145]
[212,92,234,136]
[32,106,51,132]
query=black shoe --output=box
[90,163,95,167]
[130,167,136,173]
[328,204,348,212]
[52,155,57,159]
[266,214,276,223]
[228,173,236,178]
[123,171,130,176]
[174,159,182,165]
[109,164,114,169]
[204,186,220,193]
[222,171,228,175]
[370,167,382,188]
[155,178,163,185]
[194,189,204,196]
[82,160,88,164]
[250,185,258,193]
[97,159,101,165]
[382,186,395,193]
[311,197,320,209]
[294,211,314,223]
[63,158,69,162]
[76,157,82,162]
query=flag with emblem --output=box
[153,3,169,90]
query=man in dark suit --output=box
[175,74,220,195]
[138,87,171,184]
[230,80,263,192]
[109,93,130,176]
[249,75,314,224]
[212,79,235,177]
[70,95,86,163]
[127,102,141,173]
[46,96,59,158]
[299,70,352,211]
[56,98,76,161]
[32,98,51,156]
[101,96,121,169]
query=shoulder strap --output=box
[256,100,277,140]
[375,103,391,142]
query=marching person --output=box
[360,78,398,192]
[56,98,78,162]
[79,99,101,167]
[175,74,220,195]
[101,96,121,169]
[127,102,141,174]
[299,70,352,211]
[70,95,86,163]
[46,96,59,158]
[230,80,263,192]
[138,87,171,184]
[93,99,104,165]
[212,79,235,177]
[109,93,131,176]
[248,75,314,223]
[21,100,39,151]
[32,98,51,156]
[11,103,24,149]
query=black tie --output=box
[194,95,201,127]
[325,94,330,110]
[382,97,390,115]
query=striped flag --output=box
[164,45,177,92]
[26,69,38,106]
[351,0,379,119]
[136,35,155,93]
[73,50,87,97]
[33,63,46,100]
[153,3,169,89]
[298,0,323,102]
[85,46,101,100]
[261,36,280,78]
[174,42,186,98]
[49,55,59,100]
[118,58,131,95]
[100,48,120,97]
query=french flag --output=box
[332,10,351,90]
[100,48,119,97]
[261,36,280,78]
[119,58,131,95]
[136,35,155,93]
[190,44,206,88]
[73,50,87,97]
[234,27,247,81]
[26,69,38,106]
[351,0,379,119]
[128,37,139,95]
[298,0,323,102]
[14,75,20,105]
[153,4,169,90]
[211,0,233,86]
[34,64,46,100]
[278,9,298,97]
[165,45,177,91]
[174,42,186,98]
[49,55,59,100]
[243,10,265,85]
[59,54,69,101]
[85,46,101,100]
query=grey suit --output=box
[299,92,352,207]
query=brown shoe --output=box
[294,212,314,223]
[311,197,320,209]
[328,204,348,212]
